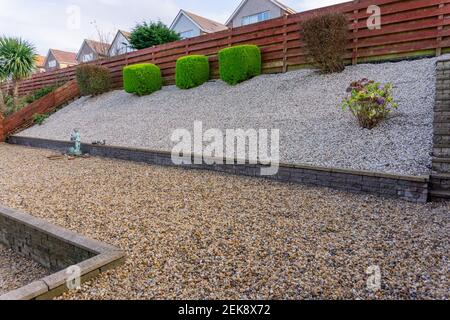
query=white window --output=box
[117,45,126,55]
[48,60,57,68]
[241,11,271,26]
[118,42,130,54]
[179,30,195,39]
[82,53,94,62]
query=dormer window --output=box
[48,60,57,68]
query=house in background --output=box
[108,30,135,57]
[76,39,110,63]
[226,0,295,28]
[170,9,228,39]
[34,55,46,74]
[43,49,78,72]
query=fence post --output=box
[352,0,360,65]
[437,2,445,56]
[51,90,57,109]
[227,28,233,47]
[282,15,288,73]
[0,115,4,142]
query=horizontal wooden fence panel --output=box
[3,80,79,136]
[2,0,449,97]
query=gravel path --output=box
[17,57,439,176]
[0,144,448,300]
[0,244,50,295]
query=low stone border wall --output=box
[0,205,125,300]
[7,136,430,203]
[430,59,450,201]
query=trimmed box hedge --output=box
[218,45,261,85]
[123,63,162,96]
[176,55,210,89]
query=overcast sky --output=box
[0,0,348,55]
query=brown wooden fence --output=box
[0,80,79,141]
[2,0,450,97]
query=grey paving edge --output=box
[0,205,125,300]
[7,136,430,203]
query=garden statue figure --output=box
[68,129,82,156]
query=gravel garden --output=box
[0,243,49,295]
[0,144,448,299]
[17,56,438,176]
[2,12,449,301]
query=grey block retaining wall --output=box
[431,60,450,201]
[7,136,430,203]
[0,205,125,300]
[0,212,95,272]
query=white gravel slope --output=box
[18,57,438,176]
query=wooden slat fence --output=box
[3,0,450,96]
[0,80,79,141]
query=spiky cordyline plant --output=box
[0,37,37,105]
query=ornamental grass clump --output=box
[342,79,398,129]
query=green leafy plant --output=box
[76,64,112,96]
[3,94,14,116]
[123,63,162,96]
[32,113,49,125]
[342,79,398,129]
[218,45,261,85]
[301,13,348,73]
[25,85,58,104]
[129,21,181,50]
[176,55,210,89]
[0,91,6,117]
[2,94,27,116]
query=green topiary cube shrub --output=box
[175,55,210,89]
[76,65,112,96]
[243,45,262,78]
[218,45,261,85]
[123,63,162,96]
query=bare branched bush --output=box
[301,13,348,73]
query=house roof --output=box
[76,39,111,60]
[35,55,46,68]
[46,49,78,65]
[119,30,132,40]
[170,10,228,34]
[85,39,111,56]
[225,0,296,26]
[110,30,132,47]
[108,30,133,56]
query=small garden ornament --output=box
[68,128,82,156]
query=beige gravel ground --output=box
[0,143,448,300]
[0,244,49,295]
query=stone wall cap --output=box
[0,205,116,254]
[0,281,48,300]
